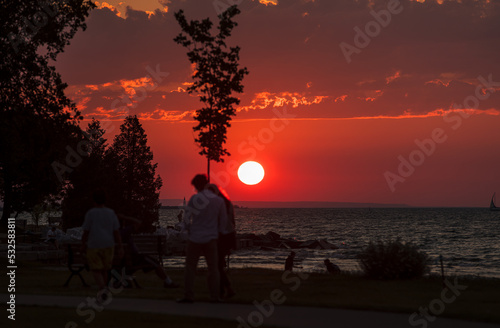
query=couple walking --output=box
[177,174,237,303]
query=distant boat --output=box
[490,193,500,211]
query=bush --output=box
[357,239,429,280]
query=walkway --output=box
[4,293,500,328]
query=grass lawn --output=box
[11,261,500,324]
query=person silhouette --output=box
[285,251,296,271]
[118,214,179,288]
[177,174,229,303]
[81,189,123,293]
[45,226,59,249]
[175,210,185,231]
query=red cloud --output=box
[238,92,328,112]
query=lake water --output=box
[159,207,500,278]
[11,207,499,278]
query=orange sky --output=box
[55,0,500,207]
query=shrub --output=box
[357,239,429,280]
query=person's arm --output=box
[112,211,124,257]
[81,230,89,253]
[81,211,91,252]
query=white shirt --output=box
[82,207,120,249]
[183,189,229,244]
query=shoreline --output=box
[3,207,500,279]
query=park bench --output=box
[63,242,90,287]
[130,234,167,263]
[63,234,168,288]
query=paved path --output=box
[3,294,500,328]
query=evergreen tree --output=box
[61,119,109,229]
[174,5,248,181]
[108,116,162,232]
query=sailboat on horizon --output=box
[490,193,500,211]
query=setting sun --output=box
[238,161,265,185]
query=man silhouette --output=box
[177,174,229,303]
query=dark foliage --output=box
[61,119,110,229]
[357,239,429,280]
[107,116,162,232]
[62,117,162,232]
[0,0,95,225]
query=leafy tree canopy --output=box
[0,1,95,225]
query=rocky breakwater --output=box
[236,231,338,251]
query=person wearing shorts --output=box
[86,247,115,271]
[82,189,123,291]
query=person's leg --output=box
[219,251,235,298]
[143,255,178,287]
[87,248,106,290]
[101,247,114,289]
[184,241,201,300]
[203,239,220,301]
[217,246,228,296]
[92,270,106,290]
[155,265,167,280]
[140,255,167,280]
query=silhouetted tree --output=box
[0,111,79,223]
[108,116,162,232]
[0,0,95,226]
[60,119,110,229]
[61,117,162,232]
[174,5,248,181]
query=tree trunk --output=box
[207,123,211,183]
[207,158,210,183]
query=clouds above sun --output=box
[56,0,500,122]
